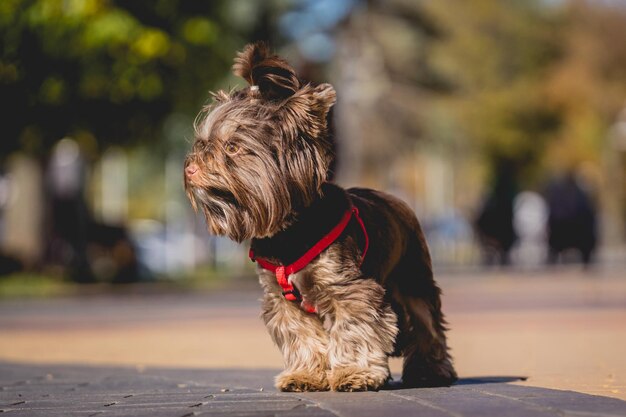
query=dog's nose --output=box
[185,162,199,179]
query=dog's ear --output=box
[309,83,336,119]
[233,42,300,101]
[279,83,336,206]
[283,83,336,140]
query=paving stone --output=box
[392,386,562,417]
[476,383,626,416]
[299,391,453,417]
[2,362,626,417]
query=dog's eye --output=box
[224,142,240,155]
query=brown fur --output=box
[184,42,457,391]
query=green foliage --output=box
[425,0,626,186]
[0,0,245,157]
[425,0,563,185]
[541,1,626,172]
[0,268,250,298]
[0,273,74,298]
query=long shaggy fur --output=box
[184,42,457,391]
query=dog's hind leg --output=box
[400,294,457,387]
[393,252,458,387]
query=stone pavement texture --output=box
[0,267,625,416]
[2,362,626,417]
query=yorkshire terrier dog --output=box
[184,42,457,392]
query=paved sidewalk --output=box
[2,362,626,417]
[0,267,624,415]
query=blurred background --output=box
[1,0,625,291]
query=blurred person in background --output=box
[474,161,519,266]
[544,170,598,266]
[46,138,92,282]
[512,191,549,269]
[45,139,141,283]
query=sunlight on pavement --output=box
[0,269,624,400]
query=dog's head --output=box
[184,42,336,242]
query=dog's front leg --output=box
[321,277,398,391]
[259,272,329,392]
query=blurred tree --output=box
[542,0,626,242]
[0,0,248,158]
[330,0,447,187]
[424,0,563,186]
[542,0,626,171]
[0,0,277,280]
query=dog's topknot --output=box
[232,42,301,101]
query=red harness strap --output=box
[249,206,369,314]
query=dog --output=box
[184,42,457,392]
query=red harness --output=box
[249,206,369,313]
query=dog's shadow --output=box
[383,376,528,390]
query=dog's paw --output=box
[275,369,329,392]
[402,361,458,388]
[328,366,389,392]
